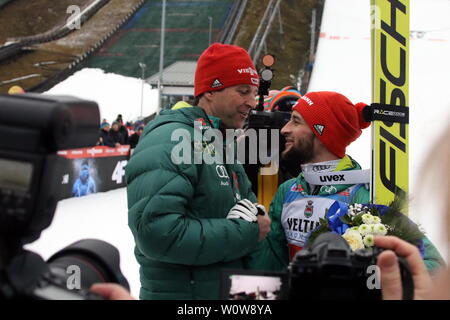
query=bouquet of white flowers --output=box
[307,197,425,255]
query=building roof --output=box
[147,60,196,87]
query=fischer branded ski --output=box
[370,0,410,209]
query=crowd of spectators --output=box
[96,114,145,149]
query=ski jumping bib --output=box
[281,182,364,260]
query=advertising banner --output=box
[55,146,130,200]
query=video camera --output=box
[247,54,294,132]
[222,232,414,300]
[241,55,303,191]
[0,93,129,300]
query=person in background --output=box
[116,115,129,144]
[171,100,192,110]
[109,121,125,147]
[97,122,114,147]
[125,121,134,132]
[128,125,144,149]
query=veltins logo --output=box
[237,67,258,76]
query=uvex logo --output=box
[319,174,345,183]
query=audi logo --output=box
[215,165,229,179]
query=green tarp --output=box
[85,0,233,79]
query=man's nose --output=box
[245,95,257,109]
[280,122,290,135]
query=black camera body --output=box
[0,94,100,246]
[288,232,414,300]
[0,94,129,300]
[221,232,413,300]
[3,239,129,300]
[222,232,413,300]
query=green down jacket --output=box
[126,106,259,300]
[245,157,445,273]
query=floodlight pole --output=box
[208,16,213,45]
[139,62,146,118]
[158,0,166,113]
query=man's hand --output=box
[257,213,271,242]
[375,236,436,300]
[253,203,271,241]
[90,283,135,300]
[226,200,271,241]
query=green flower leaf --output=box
[340,215,354,226]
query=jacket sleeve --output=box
[421,236,446,273]
[126,126,259,266]
[351,184,370,204]
[234,164,257,203]
[244,180,292,272]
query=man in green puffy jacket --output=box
[126,43,271,300]
[245,91,445,273]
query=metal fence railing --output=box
[0,0,111,63]
[247,0,282,63]
[299,0,325,93]
[221,0,248,44]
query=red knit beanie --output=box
[292,91,371,158]
[194,43,259,97]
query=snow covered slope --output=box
[46,68,159,123]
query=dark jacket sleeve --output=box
[109,131,124,145]
[244,180,292,271]
[120,126,129,144]
[129,134,140,149]
[104,132,115,147]
[422,236,446,272]
[126,124,259,266]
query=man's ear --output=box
[203,91,214,101]
[313,134,331,158]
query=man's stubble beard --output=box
[281,132,316,166]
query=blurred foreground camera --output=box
[222,232,414,300]
[288,232,414,300]
[0,93,129,300]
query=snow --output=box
[25,0,450,299]
[25,188,141,297]
[45,68,159,124]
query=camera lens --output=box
[46,239,129,291]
